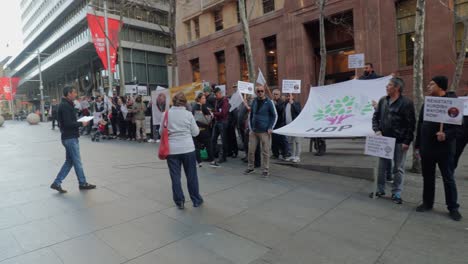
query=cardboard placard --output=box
[423,96,464,125]
[237,81,254,95]
[365,135,396,159]
[348,53,365,69]
[282,80,301,94]
[459,96,468,116]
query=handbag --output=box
[158,111,170,160]
[194,111,212,126]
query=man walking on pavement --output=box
[284,93,303,163]
[371,77,416,204]
[271,89,288,160]
[50,86,96,193]
[415,76,462,221]
[244,85,278,177]
[50,99,59,130]
[133,95,147,143]
[211,87,230,167]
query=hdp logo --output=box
[313,96,374,125]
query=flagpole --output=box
[104,0,113,95]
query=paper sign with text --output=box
[365,135,396,159]
[423,96,464,125]
[348,53,365,69]
[237,81,254,95]
[459,96,468,116]
[282,80,301,94]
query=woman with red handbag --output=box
[159,92,203,209]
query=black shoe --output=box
[244,169,255,175]
[391,194,403,204]
[50,184,67,193]
[262,171,270,178]
[449,210,462,221]
[416,204,433,212]
[386,177,394,183]
[369,192,385,198]
[79,183,96,190]
[193,199,204,208]
[176,202,185,210]
[210,161,220,168]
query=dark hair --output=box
[214,87,222,94]
[172,92,187,106]
[195,92,205,102]
[62,86,75,97]
[390,77,405,93]
[365,62,374,68]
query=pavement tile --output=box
[0,248,62,264]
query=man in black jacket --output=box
[271,89,288,159]
[358,63,382,80]
[371,77,415,204]
[415,76,462,221]
[50,86,96,193]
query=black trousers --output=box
[421,150,460,211]
[119,119,127,139]
[211,121,228,161]
[227,123,238,156]
[272,133,288,157]
[127,122,136,139]
[454,132,468,169]
[111,116,118,135]
[52,117,58,129]
[195,128,213,163]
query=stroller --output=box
[91,114,107,142]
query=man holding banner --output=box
[415,76,462,221]
[371,77,416,204]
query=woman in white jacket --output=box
[160,92,203,209]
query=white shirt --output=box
[285,103,293,125]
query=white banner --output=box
[151,87,170,125]
[423,96,463,125]
[137,86,148,96]
[274,76,390,137]
[282,80,301,94]
[365,135,396,159]
[125,85,137,94]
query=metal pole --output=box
[37,50,45,122]
[104,0,113,94]
[9,77,14,120]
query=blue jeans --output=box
[378,144,407,196]
[54,138,87,186]
[166,151,203,205]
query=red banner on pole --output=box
[86,14,121,72]
[0,77,20,101]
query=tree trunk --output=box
[238,0,256,82]
[451,19,468,91]
[411,0,426,173]
[318,0,327,86]
[169,0,177,87]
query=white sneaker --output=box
[148,139,155,143]
[156,140,160,143]
[292,157,301,163]
[286,156,295,162]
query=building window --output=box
[455,0,468,54]
[194,17,200,39]
[262,0,275,14]
[214,10,223,31]
[263,35,278,86]
[185,21,192,42]
[215,51,226,85]
[238,46,249,81]
[396,0,416,67]
[190,58,201,82]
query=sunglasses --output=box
[256,90,265,93]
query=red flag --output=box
[86,14,121,72]
[0,77,19,101]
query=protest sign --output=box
[237,81,254,95]
[125,85,137,94]
[423,96,464,125]
[459,96,468,116]
[348,53,365,69]
[365,135,396,159]
[151,87,170,126]
[282,80,301,94]
[137,86,148,96]
[170,82,202,102]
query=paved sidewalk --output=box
[0,121,467,264]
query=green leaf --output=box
[326,108,331,114]
[338,109,345,114]
[333,104,343,108]
[346,102,353,107]
[336,99,341,103]
[342,96,349,103]
[318,109,323,114]
[346,110,352,114]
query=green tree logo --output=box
[313,96,374,125]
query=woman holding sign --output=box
[415,76,462,221]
